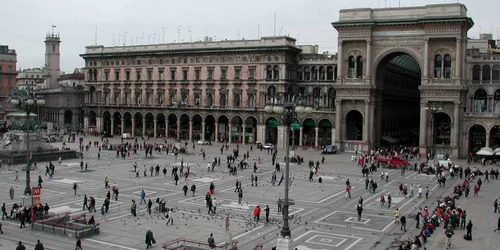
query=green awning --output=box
[267,118,278,128]
[319,119,332,127]
[303,119,316,127]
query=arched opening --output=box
[123,112,132,134]
[302,118,316,146]
[472,65,481,83]
[248,94,255,108]
[265,117,278,145]
[434,55,442,78]
[356,56,363,78]
[482,65,491,82]
[312,87,322,110]
[156,113,166,137]
[134,113,143,137]
[206,93,213,107]
[319,66,325,81]
[64,110,73,126]
[297,67,303,81]
[490,125,500,149]
[244,116,258,144]
[88,86,97,103]
[318,119,333,146]
[233,93,241,107]
[145,113,154,137]
[304,67,311,81]
[88,111,97,134]
[194,93,201,107]
[102,111,111,136]
[192,114,203,140]
[179,114,190,140]
[443,54,452,79]
[348,56,355,78]
[473,89,488,113]
[326,66,334,80]
[113,112,121,135]
[312,66,318,81]
[167,114,177,139]
[267,85,278,104]
[273,65,280,80]
[469,124,486,154]
[217,115,229,142]
[327,87,336,109]
[219,93,227,107]
[346,110,363,141]
[494,90,500,113]
[204,115,216,141]
[375,52,421,145]
[493,65,500,82]
[266,65,273,80]
[230,116,243,143]
[433,113,451,156]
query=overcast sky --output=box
[1,0,499,73]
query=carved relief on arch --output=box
[431,46,455,59]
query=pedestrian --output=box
[0,221,3,234]
[356,204,363,221]
[131,200,137,217]
[387,194,392,209]
[318,176,323,187]
[445,226,454,248]
[104,176,110,188]
[416,209,421,229]
[380,195,385,207]
[166,208,173,225]
[208,233,216,249]
[183,184,188,196]
[38,175,43,188]
[16,241,26,250]
[400,214,407,232]
[212,198,218,214]
[100,204,105,220]
[418,185,422,198]
[9,187,14,200]
[15,171,19,181]
[425,186,429,199]
[191,184,197,196]
[466,220,473,240]
[140,190,146,204]
[265,205,270,224]
[394,208,400,224]
[145,228,156,249]
[73,182,78,195]
[34,240,44,250]
[83,195,88,211]
[1,203,6,220]
[147,198,153,215]
[76,237,83,250]
[345,185,351,199]
[253,206,261,223]
[238,189,243,205]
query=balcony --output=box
[181,80,189,86]
[466,112,500,118]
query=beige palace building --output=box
[81,3,500,159]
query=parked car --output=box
[197,140,210,145]
[263,143,274,149]
[322,145,338,154]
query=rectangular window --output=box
[125,71,130,81]
[221,68,227,80]
[8,65,13,72]
[195,69,200,80]
[235,68,241,79]
[208,69,213,80]
[147,70,152,80]
[249,68,255,79]
[183,70,188,80]
[136,69,141,80]
[158,69,164,80]
[104,70,109,81]
[170,69,176,80]
[115,71,120,81]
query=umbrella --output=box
[476,147,494,156]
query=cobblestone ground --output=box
[0,136,498,250]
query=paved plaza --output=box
[0,136,499,250]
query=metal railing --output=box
[162,238,238,250]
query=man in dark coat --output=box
[145,228,155,249]
[16,241,26,250]
[34,240,44,250]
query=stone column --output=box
[364,100,370,146]
[215,122,219,142]
[455,38,462,79]
[201,121,206,140]
[153,118,157,138]
[165,118,169,138]
[299,127,303,146]
[228,124,232,143]
[337,41,343,80]
[142,119,146,137]
[334,99,342,144]
[189,121,193,141]
[423,39,429,78]
[314,127,319,148]
[84,116,89,133]
[131,118,135,137]
[418,102,427,157]
[256,124,265,143]
[453,101,460,148]
[366,40,372,77]
[121,117,125,134]
[242,124,246,145]
[176,120,180,139]
[111,118,114,136]
[331,128,335,145]
[96,117,102,134]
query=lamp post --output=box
[9,88,45,195]
[265,93,312,247]
[425,102,442,160]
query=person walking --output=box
[400,214,407,232]
[356,204,363,221]
[83,195,88,211]
[393,208,400,224]
[38,175,43,188]
[145,228,156,249]
[16,241,26,250]
[104,176,110,188]
[34,240,44,250]
[191,184,197,197]
[140,190,146,204]
[147,198,153,215]
[380,195,385,208]
[387,194,392,209]
[466,220,473,240]
[418,186,422,198]
[183,184,188,196]
[75,238,83,250]
[318,176,323,187]
[131,200,137,217]
[1,203,6,220]
[445,226,454,249]
[73,182,79,195]
[100,204,105,220]
[238,189,243,205]
[212,198,218,214]
[265,205,270,224]
[166,208,173,225]
[253,206,261,223]
[15,171,19,182]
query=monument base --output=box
[276,236,292,250]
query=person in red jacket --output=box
[253,206,261,223]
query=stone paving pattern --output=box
[0,136,498,250]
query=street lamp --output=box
[425,102,442,160]
[265,93,312,246]
[9,88,45,195]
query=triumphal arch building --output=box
[332,3,473,158]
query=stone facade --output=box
[80,36,336,148]
[0,45,17,122]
